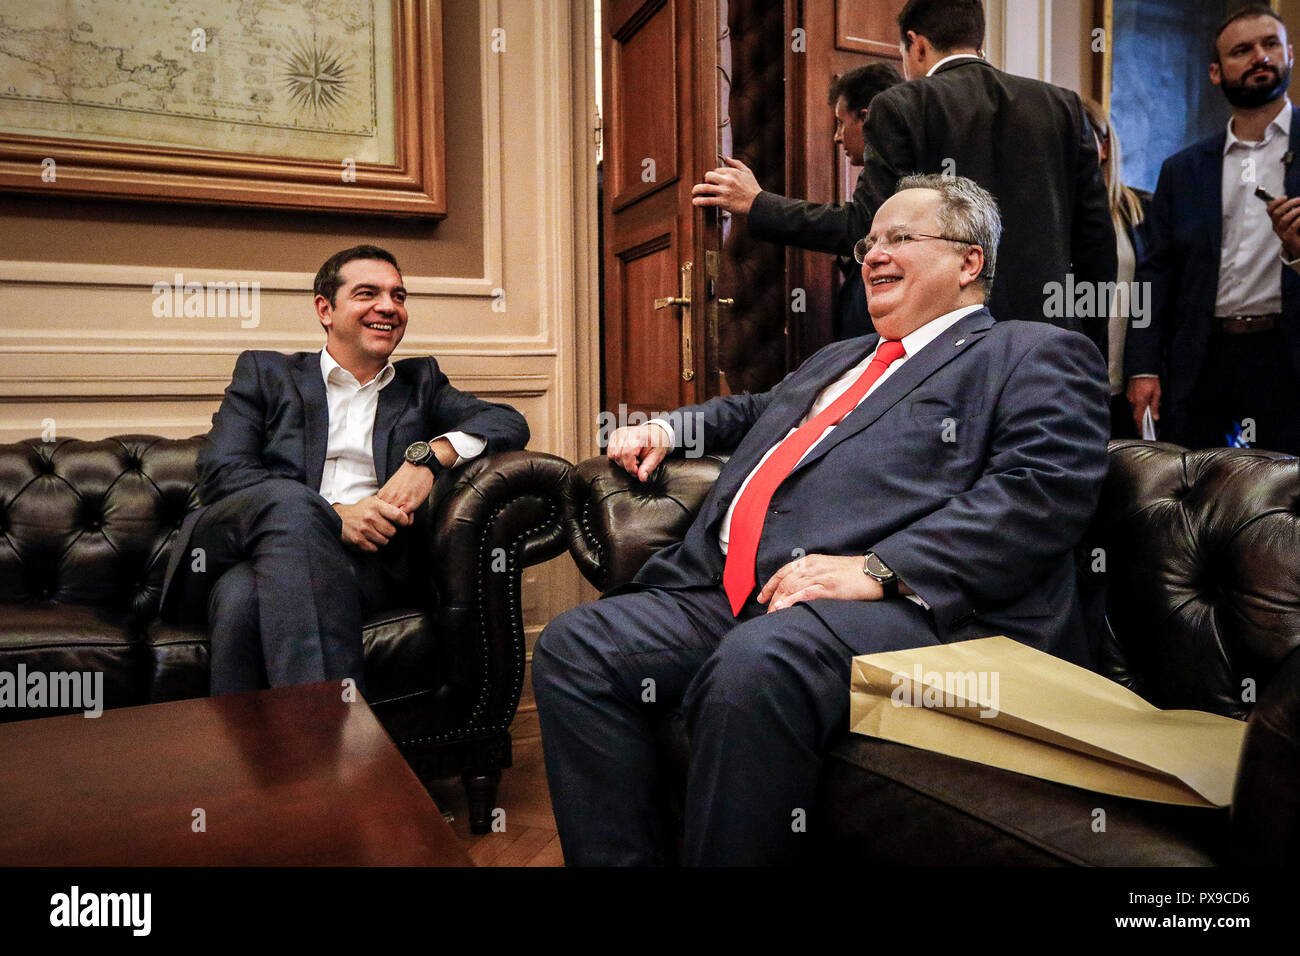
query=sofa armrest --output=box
[1231,644,1300,864]
[566,455,726,592]
[426,450,575,743]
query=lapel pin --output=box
[1286,150,1294,166]
[954,338,966,346]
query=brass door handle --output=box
[717,297,734,307]
[652,262,695,381]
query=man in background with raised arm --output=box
[692,63,902,339]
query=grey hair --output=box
[894,173,1001,291]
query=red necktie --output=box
[722,339,907,615]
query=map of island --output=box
[0,0,395,164]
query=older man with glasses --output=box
[533,175,1111,866]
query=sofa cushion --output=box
[0,603,146,720]
[655,711,1229,864]
[816,733,1229,866]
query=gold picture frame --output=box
[0,0,446,219]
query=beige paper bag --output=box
[849,636,1246,807]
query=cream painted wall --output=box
[0,0,604,732]
[993,0,1099,96]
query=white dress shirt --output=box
[1218,98,1291,316]
[318,348,486,505]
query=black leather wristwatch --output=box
[404,440,444,475]
[863,551,899,598]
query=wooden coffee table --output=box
[0,682,472,866]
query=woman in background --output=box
[1082,97,1151,439]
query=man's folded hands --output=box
[333,496,413,552]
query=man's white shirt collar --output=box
[927,53,985,77]
[1224,97,1292,153]
[896,303,985,356]
[320,347,395,390]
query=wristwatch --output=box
[404,440,444,476]
[863,552,899,598]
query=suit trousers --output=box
[180,480,403,695]
[531,584,941,865]
[1170,329,1300,455]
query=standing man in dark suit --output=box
[691,63,902,339]
[859,0,1116,349]
[1128,4,1300,455]
[160,245,529,693]
[533,176,1110,866]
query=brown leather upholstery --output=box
[565,441,1300,864]
[570,453,729,592]
[1085,442,1300,717]
[0,435,575,830]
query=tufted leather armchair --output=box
[566,440,1300,864]
[0,434,574,832]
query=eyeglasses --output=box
[853,228,979,263]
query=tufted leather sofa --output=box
[0,434,574,832]
[566,440,1300,864]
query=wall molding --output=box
[0,371,551,399]
[0,260,491,297]
[0,328,559,356]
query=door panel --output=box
[618,240,684,411]
[609,2,679,210]
[602,0,717,420]
[835,0,908,57]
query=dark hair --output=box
[898,0,985,53]
[828,63,903,111]
[313,244,401,306]
[1212,4,1286,62]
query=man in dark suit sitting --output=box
[533,176,1110,866]
[160,245,529,694]
[860,0,1116,349]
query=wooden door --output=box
[602,0,721,420]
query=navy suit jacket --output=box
[1125,106,1300,402]
[160,350,529,620]
[629,308,1111,667]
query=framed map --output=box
[0,0,445,217]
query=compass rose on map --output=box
[281,37,350,114]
